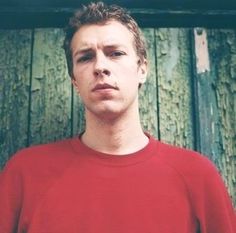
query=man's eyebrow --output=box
[104,44,127,49]
[73,48,93,57]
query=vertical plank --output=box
[139,29,158,137]
[156,28,194,148]
[0,30,32,169]
[193,28,221,160]
[194,28,236,203]
[30,28,72,145]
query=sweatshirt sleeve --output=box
[188,156,236,233]
[0,157,23,233]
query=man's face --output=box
[71,20,147,121]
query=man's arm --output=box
[0,159,23,233]
[188,156,236,233]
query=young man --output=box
[0,2,235,233]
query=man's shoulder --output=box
[156,139,218,178]
[2,138,75,174]
[154,139,225,197]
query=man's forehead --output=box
[77,40,128,50]
[72,21,134,47]
[71,25,135,58]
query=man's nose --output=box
[93,52,111,77]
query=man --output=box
[0,2,235,233]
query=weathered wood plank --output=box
[29,28,72,145]
[139,29,159,137]
[155,28,194,148]
[193,28,221,160]
[0,30,32,169]
[194,28,236,204]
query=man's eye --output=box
[109,51,125,57]
[77,54,93,63]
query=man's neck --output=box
[81,110,149,155]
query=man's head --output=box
[63,1,147,78]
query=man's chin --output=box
[87,106,125,122]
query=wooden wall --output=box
[0,27,235,205]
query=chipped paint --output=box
[197,29,236,205]
[0,30,32,168]
[156,28,194,148]
[194,28,210,74]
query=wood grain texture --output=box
[0,30,31,168]
[155,28,194,148]
[139,29,159,137]
[195,29,236,203]
[29,28,72,145]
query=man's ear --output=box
[71,78,79,94]
[138,59,148,85]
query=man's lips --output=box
[92,83,118,92]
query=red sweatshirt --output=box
[0,135,235,233]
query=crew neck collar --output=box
[70,133,158,166]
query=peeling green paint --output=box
[207,29,236,204]
[0,30,32,168]
[29,29,72,145]
[155,28,194,149]
[139,29,158,137]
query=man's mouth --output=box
[92,83,118,92]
